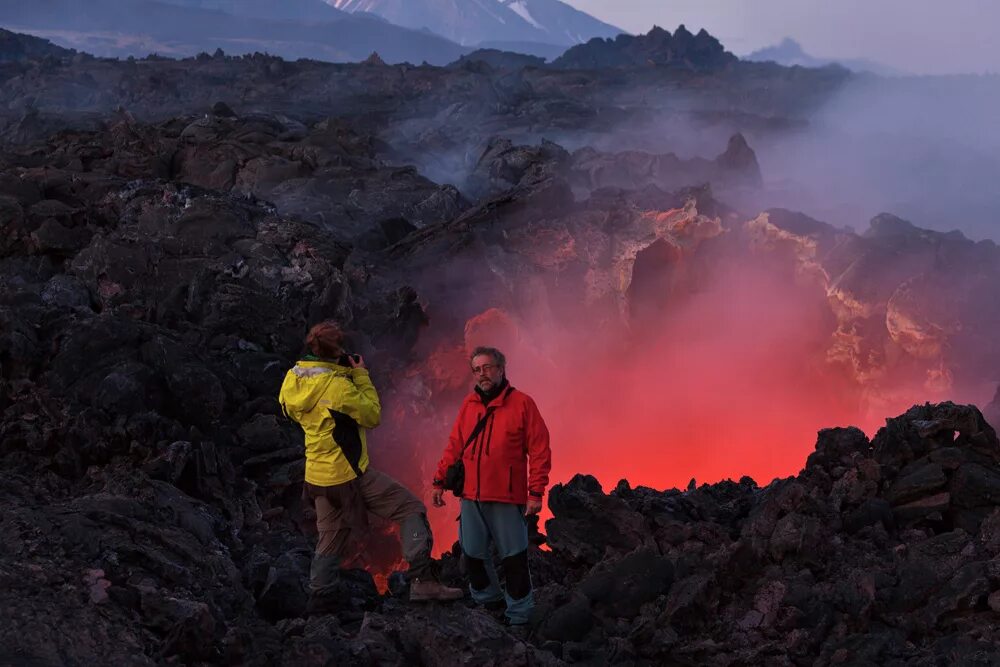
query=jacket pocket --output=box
[508,466,513,493]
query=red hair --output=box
[305,321,345,359]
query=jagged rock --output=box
[212,101,238,118]
[806,426,871,471]
[553,25,738,70]
[256,550,311,621]
[238,414,296,453]
[348,604,561,666]
[539,593,592,642]
[449,49,546,71]
[884,460,947,505]
[140,591,218,661]
[568,133,762,194]
[892,491,950,523]
[466,136,570,199]
[715,134,763,187]
[40,274,92,309]
[873,403,999,472]
[362,52,387,67]
[950,462,1000,508]
[545,474,650,565]
[578,547,674,617]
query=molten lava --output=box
[337,521,407,594]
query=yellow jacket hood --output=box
[278,361,352,418]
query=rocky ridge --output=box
[0,28,77,63]
[552,25,737,70]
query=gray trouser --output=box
[310,469,432,595]
[459,499,533,624]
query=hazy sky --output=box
[566,0,1000,75]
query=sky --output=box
[566,0,1000,75]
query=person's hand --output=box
[432,488,446,507]
[525,498,542,516]
[348,354,366,370]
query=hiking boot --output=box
[409,578,464,602]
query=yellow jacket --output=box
[278,359,381,486]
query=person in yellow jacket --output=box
[279,320,462,610]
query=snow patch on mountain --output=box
[504,0,544,31]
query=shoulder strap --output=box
[459,386,514,455]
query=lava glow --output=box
[413,231,991,555]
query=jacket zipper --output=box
[484,414,495,455]
[479,416,496,501]
[508,466,512,493]
[476,391,507,501]
[475,411,485,501]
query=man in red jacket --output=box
[432,346,552,627]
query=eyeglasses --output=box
[471,364,498,375]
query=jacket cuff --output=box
[350,368,370,379]
[528,490,544,499]
[432,478,444,489]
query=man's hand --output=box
[525,497,542,516]
[348,354,366,370]
[431,488,446,507]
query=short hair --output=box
[305,321,345,359]
[470,346,506,368]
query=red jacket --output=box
[434,384,551,504]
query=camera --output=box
[338,352,361,366]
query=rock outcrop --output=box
[535,402,1000,665]
[448,48,547,71]
[552,25,738,70]
[568,132,763,193]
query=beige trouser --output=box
[310,469,432,594]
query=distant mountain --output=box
[552,25,736,70]
[0,0,467,64]
[153,0,345,22]
[496,0,622,45]
[0,26,76,62]
[330,0,622,48]
[745,38,906,76]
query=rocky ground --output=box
[3,30,1000,665]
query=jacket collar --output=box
[469,378,514,407]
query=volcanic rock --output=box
[449,48,547,71]
[466,135,570,199]
[543,474,651,565]
[552,25,738,70]
[362,52,387,67]
[568,132,762,194]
